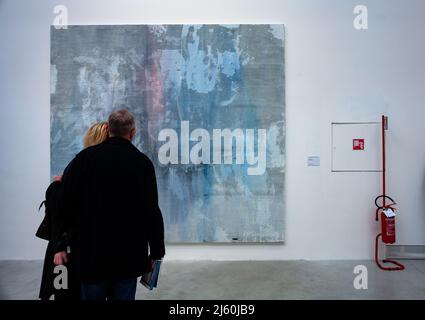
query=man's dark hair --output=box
[108,108,136,137]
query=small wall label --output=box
[307,156,321,167]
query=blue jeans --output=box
[81,278,137,300]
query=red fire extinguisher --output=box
[374,115,404,271]
[375,197,396,243]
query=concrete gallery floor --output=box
[1,260,425,300]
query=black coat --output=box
[60,137,165,283]
[38,181,79,300]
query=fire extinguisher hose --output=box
[374,195,395,210]
[374,195,396,221]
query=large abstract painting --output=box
[51,24,285,242]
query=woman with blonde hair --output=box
[83,121,109,148]
[38,121,109,300]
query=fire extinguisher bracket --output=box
[373,115,405,271]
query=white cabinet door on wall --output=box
[332,122,382,172]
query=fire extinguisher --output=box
[374,115,404,271]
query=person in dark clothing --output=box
[38,178,79,300]
[39,122,109,300]
[53,109,165,300]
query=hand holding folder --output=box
[140,259,162,290]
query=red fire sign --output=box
[353,139,365,150]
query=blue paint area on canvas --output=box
[51,24,285,243]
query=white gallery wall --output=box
[0,0,424,260]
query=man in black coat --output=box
[54,109,165,300]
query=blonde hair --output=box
[83,121,109,148]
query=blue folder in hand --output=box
[140,260,162,290]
